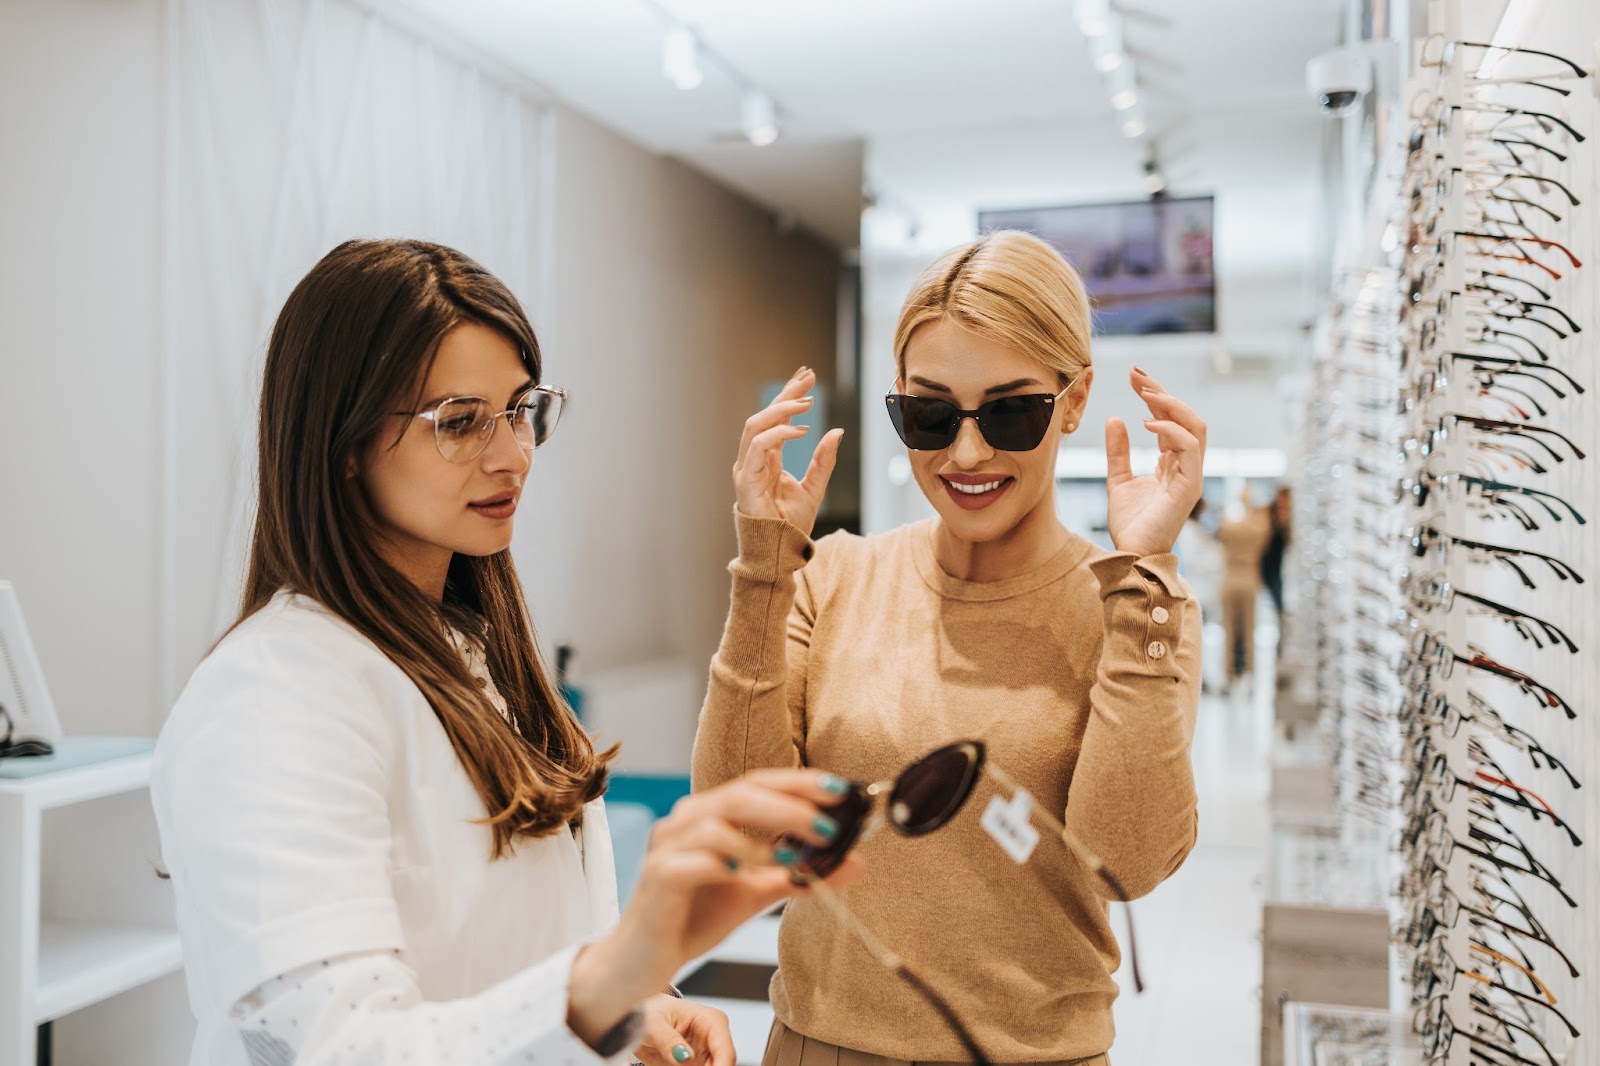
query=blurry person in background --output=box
[1174,498,1225,693]
[1215,488,1271,693]
[1260,485,1292,632]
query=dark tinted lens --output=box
[889,741,984,836]
[887,395,961,450]
[976,395,1056,451]
[782,781,873,879]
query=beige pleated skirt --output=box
[760,1019,1110,1066]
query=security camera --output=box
[1306,46,1373,116]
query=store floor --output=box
[682,620,1278,1066]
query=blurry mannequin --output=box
[1215,488,1271,689]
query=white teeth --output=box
[949,479,1003,495]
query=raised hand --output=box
[732,367,844,537]
[1105,366,1206,558]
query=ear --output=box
[345,454,360,479]
[1062,366,1093,435]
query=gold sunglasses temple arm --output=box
[796,873,903,970]
[797,871,993,1065]
[984,762,1133,901]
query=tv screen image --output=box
[977,196,1216,336]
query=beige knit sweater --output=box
[691,512,1201,1063]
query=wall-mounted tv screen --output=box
[977,195,1216,336]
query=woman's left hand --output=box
[1105,367,1206,558]
[635,994,736,1066]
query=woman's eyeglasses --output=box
[775,739,1133,1065]
[885,380,1076,452]
[395,385,566,463]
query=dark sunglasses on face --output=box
[885,379,1076,452]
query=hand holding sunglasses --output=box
[772,740,1137,1066]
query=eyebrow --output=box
[418,379,536,409]
[907,375,1045,397]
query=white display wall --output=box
[1296,0,1600,1060]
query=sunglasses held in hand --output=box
[775,740,1135,1065]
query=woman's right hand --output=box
[566,769,861,1047]
[733,367,844,538]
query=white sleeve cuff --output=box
[231,943,645,1066]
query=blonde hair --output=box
[893,230,1092,386]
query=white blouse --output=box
[152,592,637,1066]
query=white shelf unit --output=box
[0,745,183,1066]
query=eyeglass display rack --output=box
[1293,2,1598,1064]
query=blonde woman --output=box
[693,231,1205,1065]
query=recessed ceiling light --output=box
[1110,89,1139,110]
[1095,51,1125,73]
[1121,117,1147,138]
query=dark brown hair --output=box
[238,238,616,857]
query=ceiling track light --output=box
[661,25,704,90]
[1142,156,1167,196]
[1089,18,1126,72]
[741,89,779,147]
[1073,0,1114,38]
[1110,89,1140,110]
[1121,116,1148,139]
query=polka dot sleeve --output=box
[229,945,644,1066]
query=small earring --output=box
[1065,422,1078,433]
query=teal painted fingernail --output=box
[819,773,849,795]
[673,1045,693,1062]
[814,814,839,841]
[724,857,740,872]
[774,843,801,867]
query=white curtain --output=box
[164,0,551,697]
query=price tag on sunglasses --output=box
[980,788,1040,864]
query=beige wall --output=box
[0,0,166,740]
[519,107,841,680]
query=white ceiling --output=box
[394,0,1347,327]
